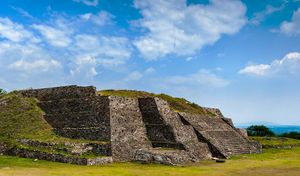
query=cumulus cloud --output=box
[0,13,132,84]
[133,0,246,60]
[9,59,61,72]
[145,67,156,74]
[73,0,99,6]
[0,17,35,42]
[11,6,34,19]
[239,52,300,76]
[124,71,143,81]
[80,11,114,26]
[73,34,132,68]
[32,24,72,47]
[250,4,285,25]
[280,8,300,35]
[166,69,229,88]
[0,41,62,72]
[70,55,98,77]
[239,64,270,76]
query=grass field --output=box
[250,136,300,148]
[0,147,299,176]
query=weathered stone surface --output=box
[222,117,234,127]
[237,128,248,138]
[19,85,97,101]
[109,96,151,162]
[20,87,110,141]
[15,85,262,165]
[7,147,112,165]
[87,157,113,165]
[134,149,191,165]
[137,97,212,162]
[179,112,261,158]
[0,143,8,155]
[17,139,112,156]
[54,127,110,141]
[203,107,224,118]
[139,98,183,149]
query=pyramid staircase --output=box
[15,86,112,165]
[138,98,184,150]
[179,112,261,158]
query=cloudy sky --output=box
[0,0,300,125]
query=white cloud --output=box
[32,24,71,47]
[239,64,271,76]
[70,55,98,77]
[80,11,114,26]
[280,8,300,35]
[133,0,246,60]
[0,41,49,62]
[9,59,61,72]
[0,40,62,73]
[0,12,135,90]
[185,57,194,61]
[166,69,229,88]
[239,52,300,76]
[0,17,34,42]
[145,67,156,74]
[250,4,285,25]
[11,6,34,19]
[73,0,99,6]
[73,34,132,68]
[124,71,143,81]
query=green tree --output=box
[0,88,6,95]
[280,132,300,140]
[247,125,275,137]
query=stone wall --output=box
[19,86,111,141]
[109,96,151,162]
[7,148,112,165]
[19,85,97,101]
[17,139,112,156]
[0,143,8,155]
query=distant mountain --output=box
[268,126,300,134]
[236,122,300,134]
[236,121,280,128]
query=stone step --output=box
[144,124,177,142]
[134,148,190,165]
[199,130,255,156]
[17,139,112,156]
[151,141,185,150]
[7,147,112,165]
[54,127,110,141]
[140,113,165,124]
[43,112,108,128]
[38,97,108,114]
[19,85,97,101]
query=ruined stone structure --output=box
[15,85,261,165]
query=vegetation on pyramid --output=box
[99,89,215,116]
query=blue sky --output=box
[0,0,300,125]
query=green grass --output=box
[250,137,300,148]
[0,147,299,176]
[0,93,54,145]
[99,90,215,116]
